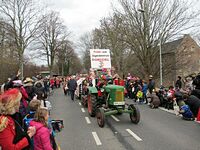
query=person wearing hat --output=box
[24,77,36,101]
[4,70,21,91]
[148,75,155,94]
[0,88,36,150]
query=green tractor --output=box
[87,86,98,117]
[86,84,140,127]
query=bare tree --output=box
[37,11,70,76]
[0,0,42,78]
[112,0,200,79]
[99,16,130,75]
[57,40,76,75]
[78,33,95,71]
[0,18,19,83]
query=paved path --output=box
[49,88,200,150]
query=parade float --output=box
[81,49,140,127]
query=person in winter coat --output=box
[34,81,47,107]
[30,107,53,150]
[3,70,21,91]
[24,77,36,100]
[43,77,50,93]
[50,78,55,90]
[142,80,148,103]
[68,76,77,101]
[148,75,155,94]
[175,76,182,89]
[191,89,200,99]
[149,90,161,108]
[179,103,194,120]
[13,80,29,117]
[0,88,36,150]
[192,74,200,89]
[184,94,200,117]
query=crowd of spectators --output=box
[0,71,63,150]
[119,73,200,121]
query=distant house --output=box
[39,71,50,77]
[39,71,61,77]
[161,34,200,86]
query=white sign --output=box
[90,49,111,69]
[114,101,125,105]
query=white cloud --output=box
[44,0,118,41]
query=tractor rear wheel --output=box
[128,104,140,124]
[81,95,88,107]
[88,94,96,117]
[96,108,105,128]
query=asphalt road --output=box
[49,88,200,150]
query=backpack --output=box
[23,112,35,130]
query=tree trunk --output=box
[18,52,24,79]
[61,63,64,76]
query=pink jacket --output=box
[30,121,53,150]
[20,86,28,108]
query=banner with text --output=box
[90,49,111,69]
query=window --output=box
[191,46,195,52]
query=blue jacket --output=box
[181,105,193,118]
[142,84,148,94]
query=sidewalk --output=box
[126,97,200,124]
[158,106,200,124]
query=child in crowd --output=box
[166,86,175,109]
[23,99,41,129]
[136,85,143,103]
[179,101,194,120]
[30,107,53,150]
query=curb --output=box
[158,107,176,115]
[159,107,200,124]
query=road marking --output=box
[79,102,82,106]
[111,115,120,122]
[85,117,91,124]
[92,132,102,146]
[159,107,175,114]
[126,129,142,141]
[159,107,183,117]
[81,108,85,113]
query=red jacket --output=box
[0,116,29,150]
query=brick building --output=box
[161,34,200,86]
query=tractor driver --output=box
[97,75,107,88]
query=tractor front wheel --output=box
[96,108,105,128]
[128,104,140,124]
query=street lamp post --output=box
[159,38,163,86]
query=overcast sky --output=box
[43,0,200,43]
[31,0,121,65]
[44,0,119,42]
[33,0,200,65]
